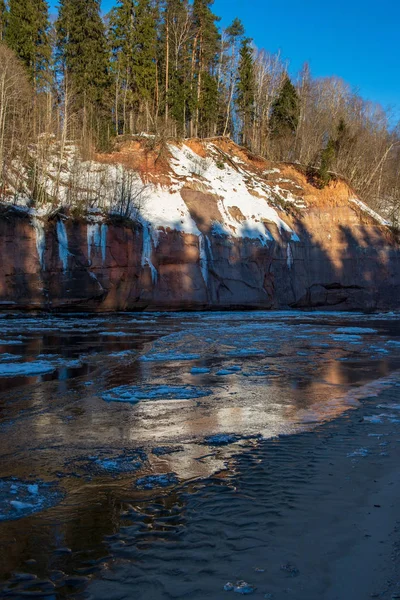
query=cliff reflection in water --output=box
[1,311,400,587]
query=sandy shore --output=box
[86,384,400,600]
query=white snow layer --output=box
[167,143,296,245]
[349,198,390,226]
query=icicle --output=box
[141,223,158,284]
[57,219,69,272]
[205,235,213,260]
[33,217,46,270]
[199,234,209,284]
[287,243,293,270]
[87,223,101,261]
[100,224,107,263]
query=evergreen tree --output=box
[56,0,110,110]
[109,0,157,134]
[270,75,300,137]
[6,0,51,89]
[319,138,336,186]
[236,37,254,147]
[0,0,7,41]
[162,0,191,135]
[191,0,220,136]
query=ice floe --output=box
[0,479,62,521]
[135,473,179,489]
[0,361,55,377]
[102,385,212,403]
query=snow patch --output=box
[349,198,389,226]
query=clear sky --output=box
[48,0,400,121]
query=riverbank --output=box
[87,384,400,600]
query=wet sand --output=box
[87,385,400,600]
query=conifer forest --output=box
[0,0,399,215]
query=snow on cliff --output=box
[2,138,302,244]
[0,137,391,280]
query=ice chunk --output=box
[151,446,184,456]
[103,385,212,403]
[0,361,55,377]
[141,353,201,362]
[0,479,62,522]
[347,448,368,458]
[191,367,211,374]
[205,433,240,446]
[335,327,377,334]
[135,473,178,489]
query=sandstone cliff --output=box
[0,137,398,311]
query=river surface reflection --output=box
[1,310,400,591]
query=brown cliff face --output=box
[0,205,399,312]
[0,139,399,312]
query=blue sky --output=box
[49,0,399,120]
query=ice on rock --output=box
[199,234,209,284]
[135,473,178,489]
[101,223,107,263]
[33,217,46,270]
[141,223,158,284]
[87,223,101,261]
[102,384,212,403]
[286,243,293,269]
[56,219,69,272]
[0,361,56,377]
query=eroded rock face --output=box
[0,202,399,312]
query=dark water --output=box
[1,310,400,596]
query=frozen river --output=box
[1,310,400,595]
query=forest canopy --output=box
[0,0,398,218]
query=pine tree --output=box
[236,37,254,147]
[6,0,51,89]
[270,75,300,137]
[56,0,110,111]
[0,0,7,41]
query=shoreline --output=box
[87,385,400,600]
